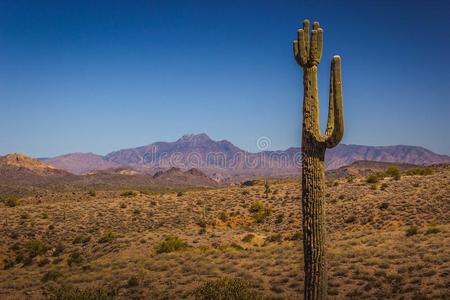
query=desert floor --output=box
[0,167,449,299]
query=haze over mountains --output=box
[41,133,450,178]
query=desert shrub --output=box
[275,214,284,224]
[53,243,65,256]
[127,276,139,288]
[366,174,380,184]
[290,232,302,241]
[97,232,118,244]
[345,215,357,224]
[120,190,137,197]
[176,191,184,197]
[241,190,249,195]
[67,251,83,266]
[385,166,401,180]
[249,201,272,223]
[155,235,187,254]
[119,203,127,209]
[369,184,377,190]
[338,194,345,200]
[38,257,50,267]
[405,167,433,176]
[195,277,262,300]
[218,211,229,222]
[47,285,117,300]
[72,235,91,244]
[241,180,257,187]
[378,202,389,210]
[3,258,15,270]
[0,195,20,207]
[405,226,418,237]
[20,212,30,219]
[266,233,283,243]
[88,191,96,197]
[380,183,388,190]
[41,270,62,282]
[425,226,440,235]
[25,240,48,258]
[241,234,254,243]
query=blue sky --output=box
[0,0,449,157]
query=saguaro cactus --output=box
[293,19,344,299]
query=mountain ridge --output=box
[39,133,450,177]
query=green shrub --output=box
[405,226,418,237]
[425,227,440,235]
[97,232,118,244]
[41,270,62,282]
[47,285,117,300]
[366,175,378,184]
[405,167,433,176]
[72,235,91,244]
[25,240,48,258]
[241,234,254,243]
[0,195,20,207]
[67,251,83,266]
[385,166,401,180]
[127,276,139,288]
[120,190,137,197]
[249,201,272,223]
[155,235,187,254]
[195,277,263,300]
[266,233,283,243]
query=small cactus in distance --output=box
[293,19,344,300]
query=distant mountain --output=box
[41,133,450,179]
[324,144,450,169]
[43,152,119,175]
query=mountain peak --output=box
[177,133,211,143]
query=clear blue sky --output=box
[0,0,449,157]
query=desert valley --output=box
[0,134,449,299]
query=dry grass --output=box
[0,166,449,299]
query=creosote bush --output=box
[155,235,187,254]
[195,277,263,300]
[249,201,272,223]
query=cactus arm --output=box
[293,40,302,66]
[310,22,323,65]
[324,56,344,148]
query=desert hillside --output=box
[0,165,448,299]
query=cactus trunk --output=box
[302,66,327,299]
[293,19,344,300]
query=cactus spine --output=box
[293,19,344,299]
